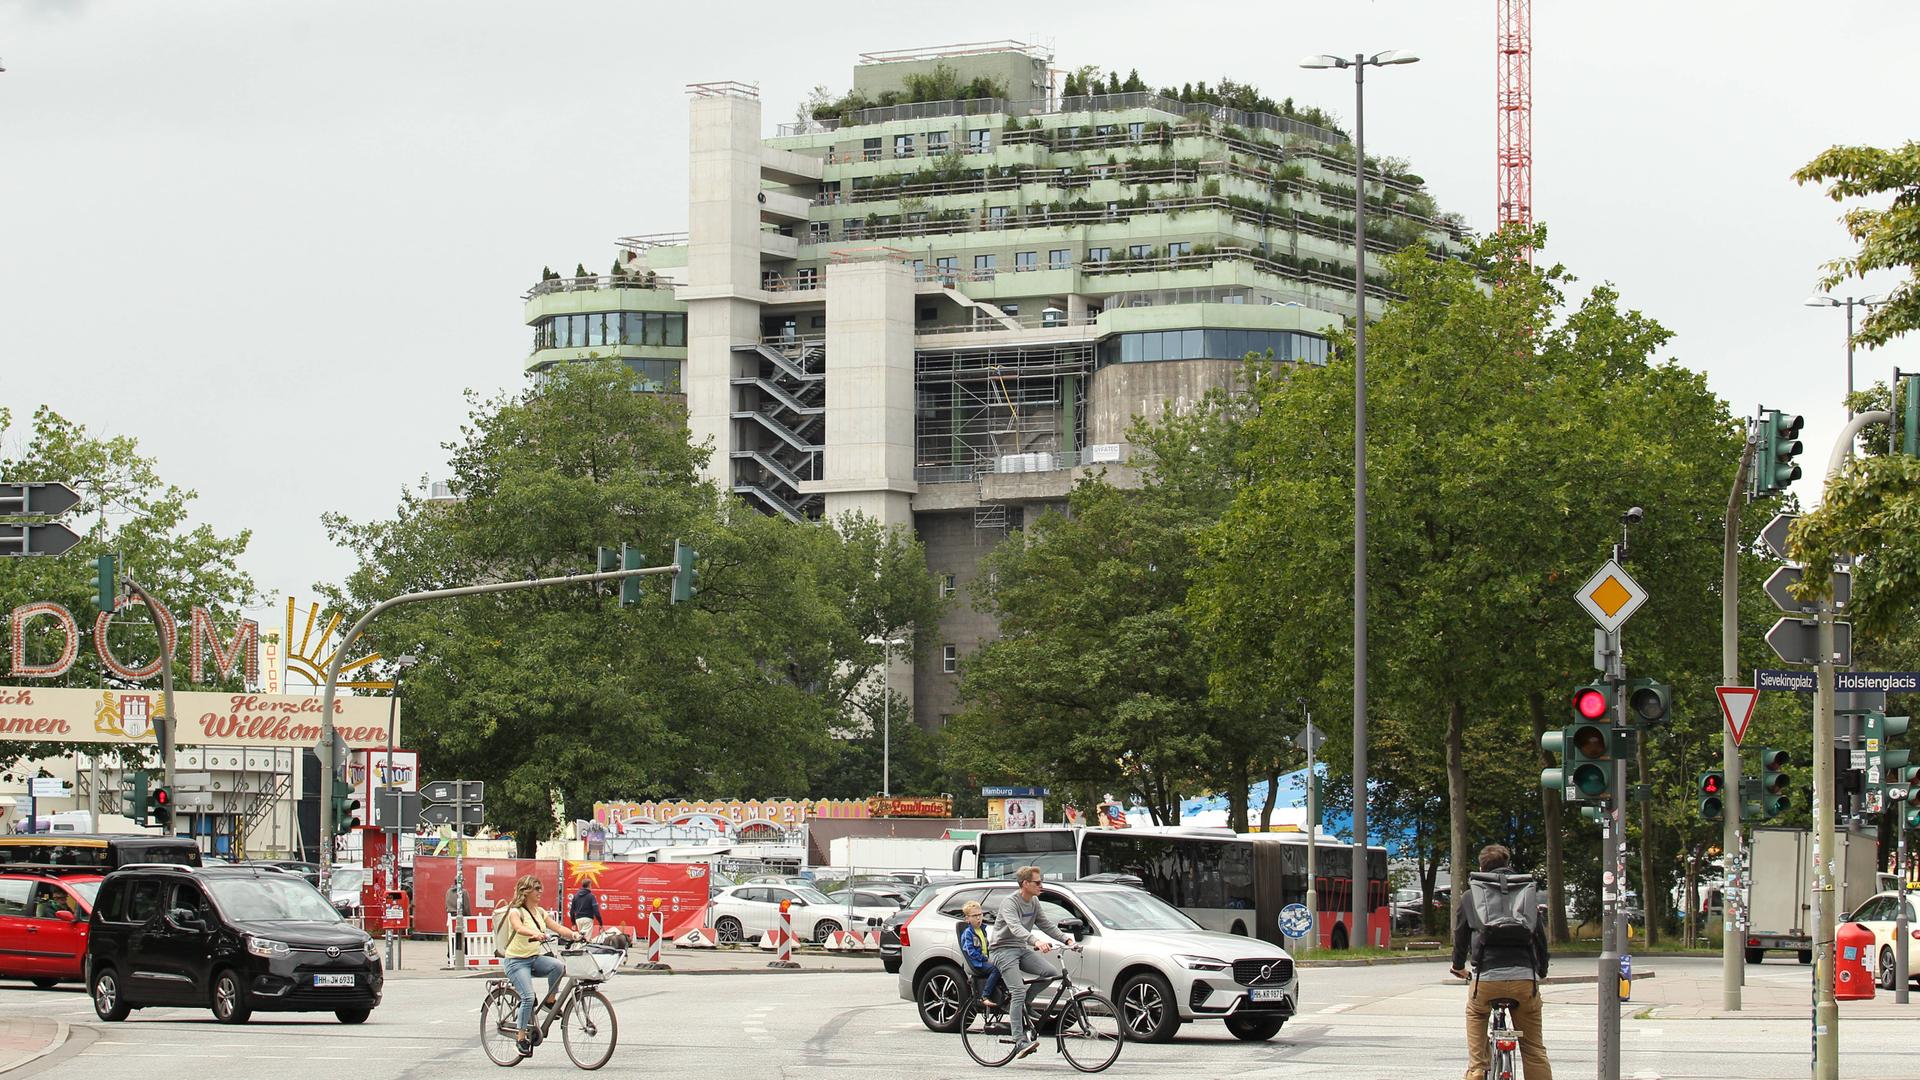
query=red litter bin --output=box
[1836,921,1876,1000]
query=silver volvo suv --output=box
[896,879,1298,1043]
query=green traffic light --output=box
[620,544,644,607]
[671,539,698,605]
[93,553,117,614]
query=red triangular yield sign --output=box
[1717,686,1760,746]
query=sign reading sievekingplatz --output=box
[1755,670,1920,694]
[0,686,394,748]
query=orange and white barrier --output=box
[461,914,501,969]
[677,927,719,949]
[636,900,670,971]
[823,930,853,951]
[769,899,800,969]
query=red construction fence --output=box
[411,856,708,939]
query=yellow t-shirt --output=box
[502,903,548,959]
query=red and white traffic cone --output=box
[636,898,670,971]
[768,898,800,969]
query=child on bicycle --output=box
[959,900,1002,1008]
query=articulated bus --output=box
[967,826,1390,950]
[0,834,200,871]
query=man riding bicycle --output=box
[1450,844,1552,1080]
[991,866,1077,1061]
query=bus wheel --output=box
[1330,925,1349,951]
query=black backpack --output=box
[1465,871,1539,951]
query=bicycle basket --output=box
[562,947,623,980]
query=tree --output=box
[322,362,939,853]
[1794,141,1920,349]
[0,406,256,770]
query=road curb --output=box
[0,1019,66,1075]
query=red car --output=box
[0,872,101,988]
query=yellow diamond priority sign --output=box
[1576,559,1648,633]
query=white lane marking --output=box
[1318,1003,1353,1014]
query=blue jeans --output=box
[972,963,1003,1004]
[504,954,564,1031]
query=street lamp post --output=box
[1300,47,1420,950]
[1805,294,1884,417]
[881,638,906,797]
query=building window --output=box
[808,221,829,242]
[968,128,991,153]
[927,130,949,153]
[893,134,915,158]
[987,206,1009,226]
[943,645,957,673]
[1087,247,1111,263]
[1001,303,1019,317]
[795,267,818,288]
[934,256,958,278]
[844,218,864,240]
[1128,121,1145,143]
[910,258,926,278]
[1167,241,1192,257]
[1014,250,1037,271]
[1049,248,1071,269]
[862,137,881,162]
[810,315,826,329]
[974,253,997,272]
[1095,124,1115,136]
[941,574,956,599]
[1129,244,1152,260]
[762,270,780,290]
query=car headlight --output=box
[1174,954,1229,971]
[363,939,381,960]
[246,936,290,958]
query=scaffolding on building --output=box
[914,341,1094,484]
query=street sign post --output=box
[1766,618,1852,667]
[1764,565,1850,613]
[1292,716,1323,940]
[1760,512,1797,560]
[1716,687,1759,747]
[374,788,422,829]
[1576,560,1648,633]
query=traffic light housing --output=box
[330,789,363,833]
[1626,678,1671,727]
[1564,682,1618,800]
[596,546,620,598]
[122,768,149,821]
[1759,747,1792,818]
[671,539,698,605]
[1541,728,1573,802]
[146,786,172,830]
[1755,410,1805,497]
[1699,771,1725,821]
[620,543,644,608]
[94,553,117,614]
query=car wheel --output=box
[1116,970,1182,1043]
[1744,948,1764,965]
[813,919,841,944]
[336,1007,371,1024]
[1331,924,1350,951]
[916,963,965,1033]
[211,967,253,1024]
[1879,947,1897,991]
[91,967,130,1022]
[715,917,743,945]
[883,956,901,974]
[31,978,58,990]
[1225,1014,1285,1041]
[1230,920,1248,937]
[1798,949,1814,965]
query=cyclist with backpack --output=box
[1450,844,1552,1080]
[495,876,585,1057]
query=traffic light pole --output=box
[315,559,684,895]
[119,575,177,815]
[1596,627,1624,1080]
[1722,427,1756,1010]
[1898,808,1910,1004]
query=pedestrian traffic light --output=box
[619,543,643,607]
[1626,678,1671,727]
[1699,771,1725,821]
[671,539,698,605]
[1755,410,1805,497]
[1759,747,1792,818]
[93,553,117,614]
[596,546,620,598]
[146,786,172,830]
[121,768,148,821]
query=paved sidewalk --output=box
[390,940,887,978]
[0,1017,64,1074]
[1624,959,1920,1020]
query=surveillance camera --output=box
[1623,507,1644,525]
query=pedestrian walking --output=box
[569,879,601,932]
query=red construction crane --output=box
[1496,0,1532,256]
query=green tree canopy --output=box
[1794,141,1920,349]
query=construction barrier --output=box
[636,899,670,971]
[461,914,501,969]
[769,899,800,969]
[677,927,718,949]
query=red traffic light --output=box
[152,787,170,806]
[1701,774,1722,796]
[1573,687,1609,720]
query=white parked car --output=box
[708,883,892,944]
[1844,890,1920,989]
[897,879,1298,1043]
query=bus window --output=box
[1222,843,1254,910]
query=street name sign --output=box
[1760,513,1797,561]
[27,778,68,798]
[1765,618,1851,667]
[1576,559,1648,633]
[1764,565,1851,613]
[1716,687,1759,746]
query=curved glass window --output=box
[533,312,686,352]
[1097,329,1329,367]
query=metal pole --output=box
[1845,301,1855,418]
[318,561,680,894]
[121,577,177,810]
[1350,52,1371,953]
[1723,425,1756,1009]
[882,641,891,798]
[1597,627,1622,1080]
[385,685,399,971]
[1305,711,1318,946]
[1898,808,1909,1004]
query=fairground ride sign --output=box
[0,687,394,749]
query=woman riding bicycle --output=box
[499,876,585,1057]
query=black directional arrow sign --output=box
[1760,512,1797,561]
[0,482,82,518]
[420,802,484,827]
[1767,617,1852,667]
[0,522,82,558]
[1765,565,1851,613]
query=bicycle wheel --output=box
[959,995,1018,1068]
[561,986,619,1070]
[1057,990,1124,1073]
[480,987,526,1067]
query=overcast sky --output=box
[2,0,1914,618]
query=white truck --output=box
[1744,826,1879,964]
